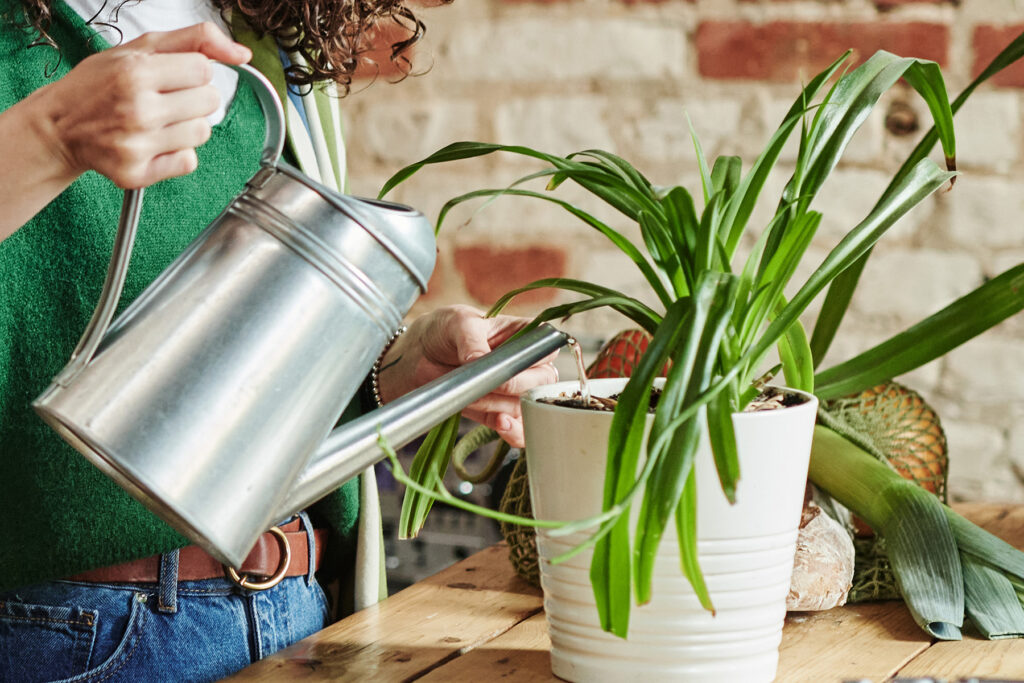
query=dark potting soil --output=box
[538,385,807,413]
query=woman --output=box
[0,2,556,680]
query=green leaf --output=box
[811,47,978,362]
[808,250,870,368]
[513,294,666,337]
[814,264,1024,400]
[660,186,700,295]
[638,209,685,296]
[382,433,569,531]
[451,426,508,483]
[881,490,963,640]
[696,191,724,275]
[961,553,1024,639]
[744,158,954,381]
[569,149,657,199]
[710,155,742,201]
[381,142,655,221]
[794,52,954,208]
[689,115,714,206]
[486,277,662,334]
[945,506,1024,582]
[901,60,956,169]
[719,51,850,259]
[379,141,508,197]
[741,211,821,353]
[707,387,739,503]
[776,318,814,393]
[591,296,696,637]
[634,273,738,606]
[808,426,963,640]
[398,414,461,538]
[436,185,674,308]
[675,471,713,612]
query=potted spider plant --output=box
[377,49,960,682]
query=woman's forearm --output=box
[0,89,80,241]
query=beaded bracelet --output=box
[369,325,407,408]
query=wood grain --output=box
[897,636,1024,678]
[227,543,542,682]
[777,602,929,682]
[227,503,1024,682]
[419,612,556,682]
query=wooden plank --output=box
[896,635,1024,679]
[227,543,543,682]
[228,503,1024,681]
[420,600,933,683]
[777,602,930,682]
[419,612,556,682]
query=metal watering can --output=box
[33,65,569,569]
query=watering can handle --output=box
[52,64,287,386]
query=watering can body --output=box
[32,65,569,568]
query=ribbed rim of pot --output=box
[522,378,818,420]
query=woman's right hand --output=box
[0,22,251,237]
[35,22,251,188]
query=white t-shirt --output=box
[63,0,238,124]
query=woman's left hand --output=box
[375,305,560,448]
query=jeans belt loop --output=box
[157,549,180,613]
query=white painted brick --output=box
[992,250,1024,278]
[944,420,1018,502]
[937,174,1024,249]
[851,248,983,321]
[811,168,920,244]
[953,91,1022,172]
[622,98,745,165]
[756,94,884,167]
[444,18,686,83]
[1008,422,1024,482]
[941,337,1024,403]
[816,322,943,395]
[494,96,616,157]
[346,100,478,166]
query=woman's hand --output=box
[0,23,251,238]
[376,305,560,448]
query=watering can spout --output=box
[275,324,571,522]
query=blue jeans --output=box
[0,515,329,683]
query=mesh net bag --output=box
[820,381,948,499]
[498,456,540,587]
[818,380,949,602]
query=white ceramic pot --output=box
[522,378,818,683]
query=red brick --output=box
[696,21,949,82]
[454,245,568,308]
[352,20,418,81]
[973,25,1024,88]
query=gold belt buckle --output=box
[224,526,291,591]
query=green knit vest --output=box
[0,2,359,590]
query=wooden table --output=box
[229,503,1024,682]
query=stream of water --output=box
[567,337,591,404]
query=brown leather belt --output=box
[66,519,327,587]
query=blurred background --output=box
[341,0,1024,590]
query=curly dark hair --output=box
[7,0,450,93]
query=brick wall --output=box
[342,0,1024,502]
